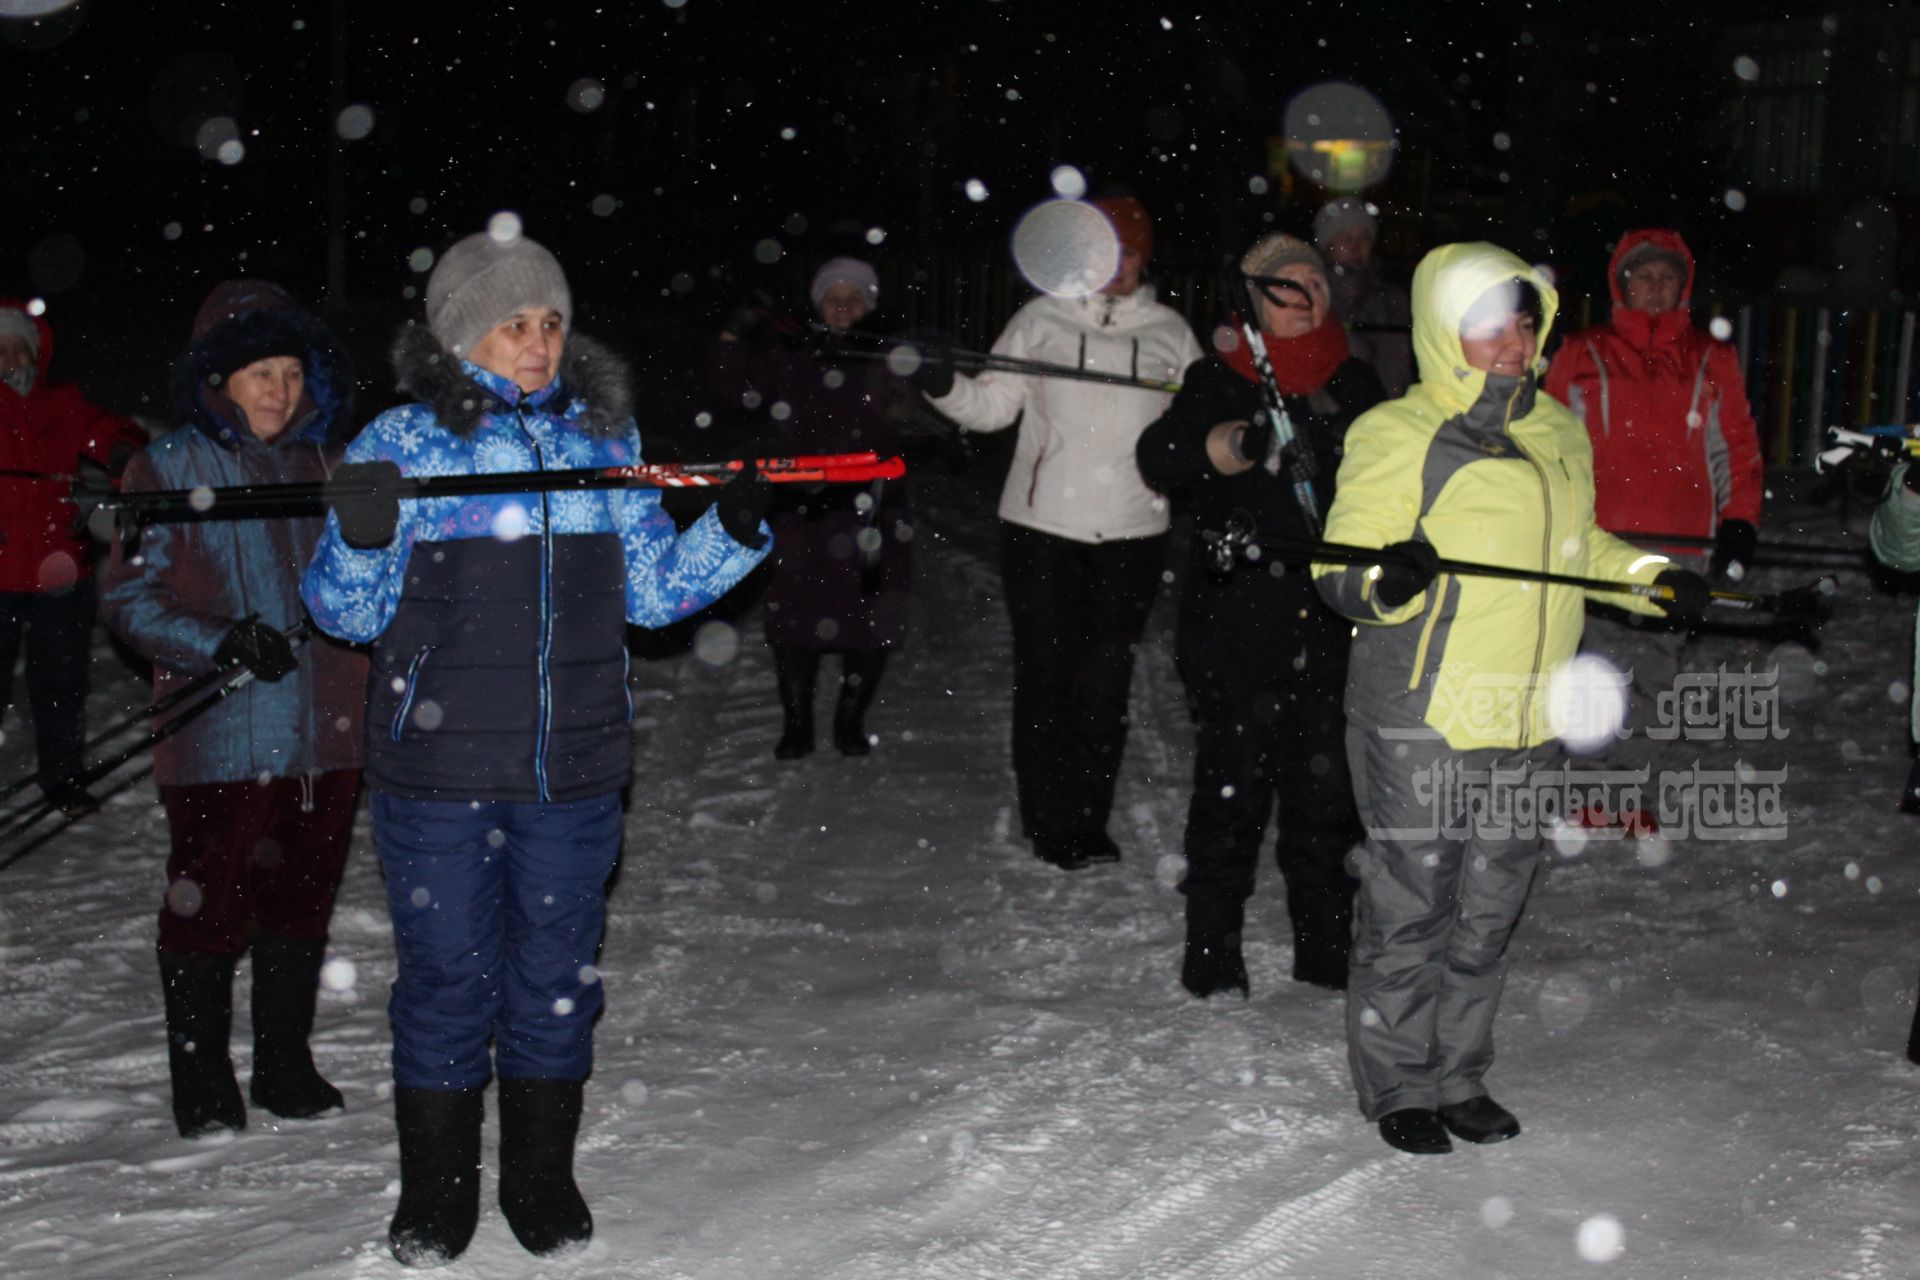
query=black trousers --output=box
[999,524,1166,843]
[0,581,96,786]
[1179,658,1363,960]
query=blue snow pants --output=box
[372,790,623,1089]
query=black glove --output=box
[1232,412,1276,467]
[326,460,402,549]
[1709,519,1758,582]
[1652,567,1711,625]
[720,290,774,340]
[906,333,956,399]
[1373,540,1440,609]
[716,458,771,549]
[214,619,298,682]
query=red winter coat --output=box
[1544,230,1763,546]
[0,302,147,593]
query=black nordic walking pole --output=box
[0,620,315,869]
[0,612,268,806]
[811,327,1183,393]
[1616,530,1870,562]
[1245,532,1834,619]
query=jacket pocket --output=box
[390,646,434,742]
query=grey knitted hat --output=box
[426,231,572,356]
[1241,232,1327,283]
[1313,197,1377,247]
[0,307,39,358]
[1616,240,1688,282]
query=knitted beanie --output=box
[809,257,880,309]
[1312,197,1378,248]
[1616,240,1688,281]
[1092,196,1154,262]
[0,307,39,359]
[0,307,37,396]
[427,231,572,356]
[1241,232,1327,283]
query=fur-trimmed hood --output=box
[390,322,632,439]
[172,305,358,450]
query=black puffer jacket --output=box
[1137,355,1383,687]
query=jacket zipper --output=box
[391,646,433,742]
[1512,381,1552,752]
[515,406,556,803]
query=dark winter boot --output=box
[832,650,888,756]
[389,1086,485,1268]
[1436,1095,1521,1145]
[772,645,820,760]
[248,936,344,1120]
[159,950,246,1138]
[1180,895,1249,999]
[1287,886,1355,991]
[1907,969,1920,1065]
[1378,1108,1452,1155]
[497,1078,594,1257]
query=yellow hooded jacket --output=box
[1313,242,1669,751]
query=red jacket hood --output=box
[1606,229,1696,348]
[0,297,54,386]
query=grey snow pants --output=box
[1343,719,1548,1121]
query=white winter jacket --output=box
[932,286,1202,543]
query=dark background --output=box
[2,0,1909,435]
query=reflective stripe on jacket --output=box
[1543,228,1763,545]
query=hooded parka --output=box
[1313,243,1671,1125]
[1314,243,1669,752]
[1543,229,1763,547]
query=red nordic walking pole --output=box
[69,452,906,531]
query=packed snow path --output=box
[0,466,1915,1279]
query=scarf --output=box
[1222,310,1349,396]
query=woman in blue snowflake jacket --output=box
[301,231,770,1267]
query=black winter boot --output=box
[1286,885,1355,991]
[159,950,246,1138]
[1907,968,1920,1065]
[248,936,345,1119]
[498,1078,594,1256]
[1180,895,1249,999]
[389,1086,485,1268]
[833,650,888,756]
[772,645,820,760]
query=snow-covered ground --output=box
[1,463,1915,1280]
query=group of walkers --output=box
[688,192,1783,1156]
[5,174,1908,1264]
[5,232,773,1266]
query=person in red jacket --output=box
[0,300,148,810]
[1544,230,1763,833]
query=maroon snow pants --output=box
[157,770,361,955]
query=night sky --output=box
[1,0,1818,415]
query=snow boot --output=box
[1378,1108,1452,1155]
[388,1086,484,1268]
[1287,884,1354,991]
[1181,895,1249,999]
[497,1078,594,1257]
[1436,1095,1521,1145]
[159,950,246,1138]
[248,936,344,1120]
[832,651,888,756]
[772,645,819,760]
